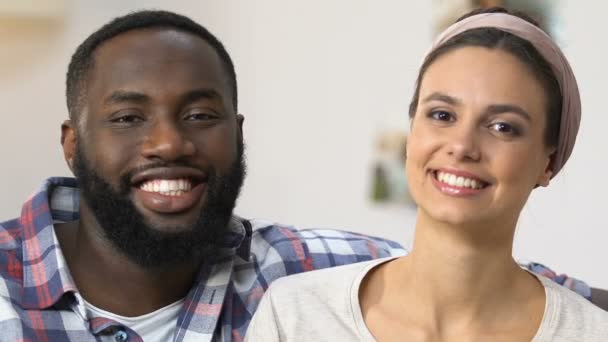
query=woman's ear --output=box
[536,150,556,187]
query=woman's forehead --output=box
[419,47,547,116]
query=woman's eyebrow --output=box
[422,92,463,106]
[486,104,532,122]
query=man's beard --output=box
[73,141,246,269]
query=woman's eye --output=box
[429,111,454,122]
[489,122,520,136]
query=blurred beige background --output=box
[1,0,605,288]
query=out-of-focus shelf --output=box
[0,0,67,20]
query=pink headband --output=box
[430,13,581,177]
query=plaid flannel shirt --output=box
[0,177,591,341]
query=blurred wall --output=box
[0,0,606,288]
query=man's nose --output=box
[141,119,195,162]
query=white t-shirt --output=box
[245,257,608,341]
[84,297,184,342]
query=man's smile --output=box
[131,167,208,214]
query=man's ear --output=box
[236,114,245,142]
[61,120,77,173]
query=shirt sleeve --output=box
[521,261,592,300]
[250,223,407,275]
[245,287,281,342]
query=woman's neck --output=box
[407,208,520,303]
[361,209,545,339]
[405,240,517,314]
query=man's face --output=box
[65,28,245,267]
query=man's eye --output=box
[111,115,142,123]
[184,113,216,121]
[429,111,454,122]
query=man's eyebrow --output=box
[421,92,463,106]
[103,88,225,108]
[104,90,149,105]
[486,104,532,122]
[181,88,223,104]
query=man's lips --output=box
[131,166,207,186]
[133,182,206,214]
[130,167,208,214]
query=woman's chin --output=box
[420,205,491,228]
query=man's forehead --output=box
[97,28,212,55]
[93,28,222,72]
[87,28,231,103]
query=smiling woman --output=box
[408,46,553,226]
[245,6,608,342]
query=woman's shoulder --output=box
[537,275,608,340]
[247,257,394,341]
[264,257,396,317]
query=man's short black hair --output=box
[66,10,238,121]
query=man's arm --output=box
[591,288,608,311]
[524,263,608,311]
[249,221,600,307]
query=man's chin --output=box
[106,217,212,269]
[129,190,209,230]
[132,207,206,236]
[139,221,198,236]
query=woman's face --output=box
[406,47,554,227]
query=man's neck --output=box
[55,217,201,317]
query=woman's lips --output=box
[430,170,489,197]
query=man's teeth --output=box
[139,179,193,196]
[436,171,484,189]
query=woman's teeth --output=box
[139,178,193,196]
[436,171,484,189]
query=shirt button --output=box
[114,330,128,342]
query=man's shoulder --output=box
[0,218,24,293]
[0,219,24,334]
[0,217,22,251]
[246,219,406,274]
[0,294,27,341]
